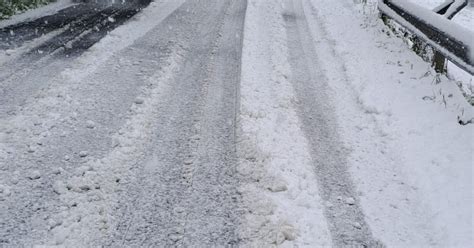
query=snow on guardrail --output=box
[433,0,467,19]
[378,0,474,75]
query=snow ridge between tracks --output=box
[237,0,332,246]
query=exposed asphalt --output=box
[0,1,149,118]
[0,1,150,51]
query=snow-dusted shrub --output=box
[0,0,53,19]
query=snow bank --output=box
[451,2,474,31]
[305,0,472,246]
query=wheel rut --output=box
[0,4,94,49]
[107,0,247,246]
[282,0,383,246]
[0,1,150,118]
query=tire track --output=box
[0,4,110,82]
[282,0,383,246]
[62,4,145,57]
[107,0,247,246]
[0,4,93,49]
[1,1,150,80]
[0,2,149,118]
[28,6,120,56]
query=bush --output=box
[0,0,54,19]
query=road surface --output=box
[1,0,249,246]
[1,0,470,247]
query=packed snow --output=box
[238,0,332,245]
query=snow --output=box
[133,98,144,104]
[0,0,472,246]
[304,0,472,246]
[446,3,474,97]
[27,170,42,180]
[412,0,446,8]
[0,0,185,245]
[48,40,184,246]
[78,151,88,157]
[0,184,12,198]
[85,120,95,129]
[238,0,332,246]
[451,4,474,31]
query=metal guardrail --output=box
[378,0,473,75]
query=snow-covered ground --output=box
[0,0,472,247]
[237,0,472,246]
[303,0,472,246]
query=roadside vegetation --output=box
[0,0,53,19]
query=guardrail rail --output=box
[378,0,474,75]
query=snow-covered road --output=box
[1,0,245,246]
[0,0,472,247]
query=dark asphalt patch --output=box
[62,5,144,57]
[0,1,150,57]
[25,5,119,57]
[0,1,150,88]
[0,4,96,49]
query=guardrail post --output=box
[431,0,467,73]
[432,51,447,73]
